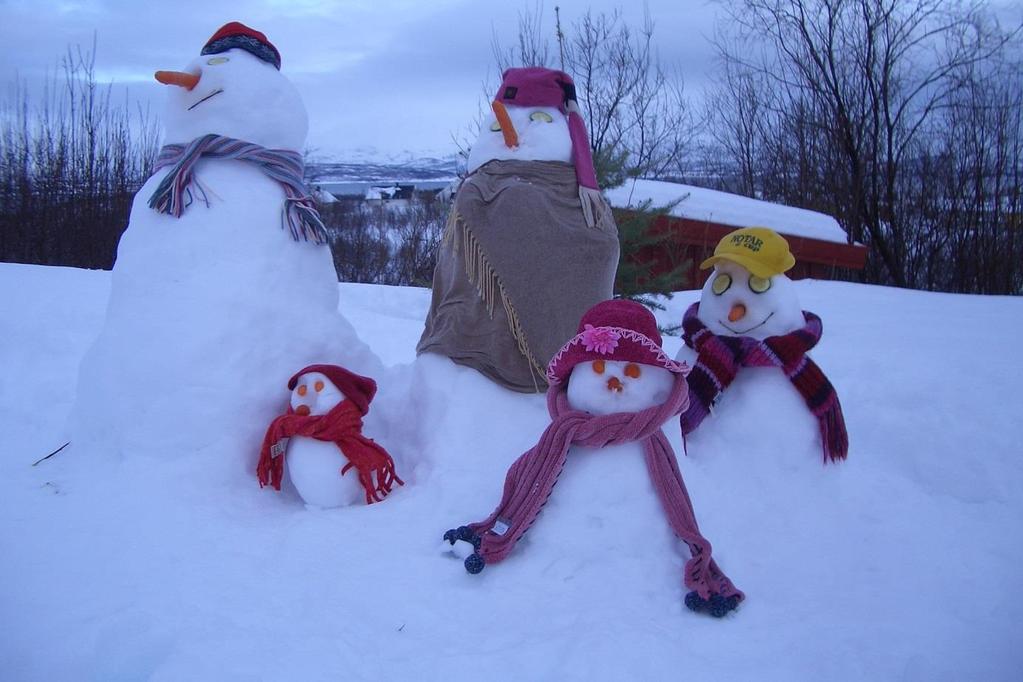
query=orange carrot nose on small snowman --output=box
[606,376,624,393]
[155,70,200,90]
[728,303,747,322]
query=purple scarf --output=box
[148,133,328,244]
[680,302,848,463]
[446,375,743,615]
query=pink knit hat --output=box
[547,300,688,385]
[494,67,599,190]
[287,364,377,415]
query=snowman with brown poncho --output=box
[417,67,620,393]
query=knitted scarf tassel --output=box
[680,303,848,463]
[148,133,328,244]
[449,377,743,608]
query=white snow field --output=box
[2,261,1021,680]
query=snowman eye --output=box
[206,57,229,66]
[314,380,325,392]
[297,384,308,397]
[749,275,772,293]
[489,120,502,132]
[712,273,732,295]
[592,359,606,374]
[624,363,642,379]
[529,110,554,123]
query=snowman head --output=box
[285,364,378,416]
[467,103,572,172]
[548,299,688,416]
[289,372,344,416]
[155,22,307,151]
[466,67,599,190]
[696,227,804,339]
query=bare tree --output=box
[709,0,1021,291]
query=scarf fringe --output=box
[452,210,547,386]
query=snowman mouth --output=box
[720,311,774,335]
[188,88,224,111]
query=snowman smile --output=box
[720,311,775,335]
[188,88,224,111]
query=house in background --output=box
[605,179,868,289]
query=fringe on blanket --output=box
[446,210,548,389]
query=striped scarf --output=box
[680,302,848,463]
[148,134,328,244]
[445,375,744,617]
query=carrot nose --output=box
[294,404,311,416]
[607,377,623,392]
[728,303,747,322]
[155,70,200,90]
[492,100,519,149]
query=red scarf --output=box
[257,399,403,504]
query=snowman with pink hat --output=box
[418,67,620,394]
[445,299,743,617]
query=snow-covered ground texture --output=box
[605,178,850,244]
[2,262,1021,681]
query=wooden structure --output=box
[624,212,869,290]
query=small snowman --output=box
[678,227,848,463]
[445,300,743,617]
[70,22,378,460]
[257,364,402,507]
[418,67,619,393]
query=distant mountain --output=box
[307,153,461,183]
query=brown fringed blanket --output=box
[417,159,619,392]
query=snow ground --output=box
[2,262,1021,681]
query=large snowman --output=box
[70,23,378,463]
[445,300,744,618]
[677,227,848,466]
[418,67,620,393]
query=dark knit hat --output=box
[547,300,688,385]
[494,67,599,190]
[287,364,377,415]
[201,22,281,70]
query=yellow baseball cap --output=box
[699,226,796,278]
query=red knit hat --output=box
[494,67,599,190]
[287,364,377,415]
[547,300,688,385]
[202,22,281,70]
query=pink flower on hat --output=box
[580,324,620,355]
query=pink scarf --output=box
[445,375,743,616]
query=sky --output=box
[0,0,723,160]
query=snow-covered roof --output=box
[605,178,849,245]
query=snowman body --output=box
[450,359,676,559]
[70,41,375,460]
[678,260,820,468]
[285,372,365,508]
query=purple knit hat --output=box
[494,67,599,190]
[547,300,689,385]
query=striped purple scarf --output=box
[445,374,744,617]
[148,134,328,244]
[680,302,848,463]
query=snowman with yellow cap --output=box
[676,227,848,464]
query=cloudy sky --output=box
[0,0,722,160]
